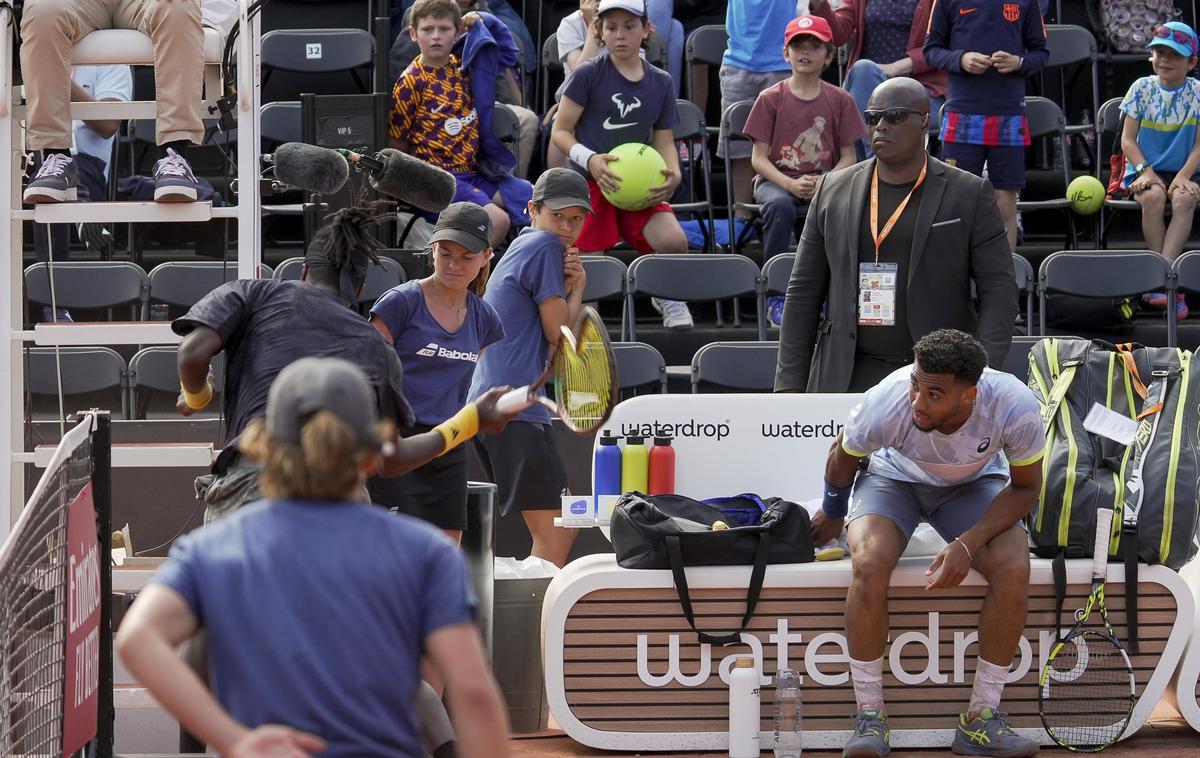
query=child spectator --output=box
[743,15,866,326]
[1121,22,1200,318]
[552,0,694,329]
[390,0,531,245]
[924,0,1047,253]
[719,0,800,223]
[558,0,682,91]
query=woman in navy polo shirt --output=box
[369,202,505,542]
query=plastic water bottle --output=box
[772,668,802,758]
[729,656,761,757]
[621,435,649,493]
[647,435,675,495]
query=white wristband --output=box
[569,143,597,170]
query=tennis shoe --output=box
[843,708,890,758]
[1176,294,1189,320]
[951,708,1038,757]
[651,298,693,330]
[1142,292,1169,310]
[24,152,77,204]
[768,295,785,328]
[153,148,200,202]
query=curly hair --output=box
[305,200,394,291]
[912,329,987,385]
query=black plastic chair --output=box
[720,99,762,255]
[260,28,374,93]
[24,261,148,320]
[1001,335,1045,381]
[1017,97,1076,249]
[493,102,521,165]
[1096,97,1142,248]
[684,25,727,121]
[581,255,628,339]
[613,341,668,396]
[1013,252,1035,331]
[691,341,780,393]
[1038,249,1171,337]
[274,256,405,306]
[540,32,563,114]
[147,261,273,311]
[626,253,764,340]
[672,99,717,252]
[25,346,128,420]
[1043,25,1100,137]
[128,347,226,419]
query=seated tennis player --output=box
[810,329,1045,758]
[117,357,512,757]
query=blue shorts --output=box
[847,470,1010,542]
[451,171,500,206]
[940,142,1025,190]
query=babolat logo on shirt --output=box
[414,343,480,362]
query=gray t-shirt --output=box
[841,365,1045,486]
[561,55,678,176]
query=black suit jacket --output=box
[774,156,1016,393]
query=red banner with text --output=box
[63,482,100,757]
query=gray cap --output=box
[532,168,593,212]
[429,202,492,253]
[266,357,381,450]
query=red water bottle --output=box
[647,436,675,495]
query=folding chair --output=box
[1001,335,1045,381]
[540,32,563,115]
[128,347,226,419]
[672,99,717,252]
[720,100,762,255]
[1038,249,1171,337]
[25,346,128,419]
[581,255,628,339]
[684,25,727,120]
[1171,251,1200,347]
[260,100,309,245]
[1096,97,1141,249]
[148,260,272,313]
[613,341,668,396]
[1017,97,1076,249]
[1043,25,1100,136]
[493,102,522,165]
[690,341,780,393]
[261,28,374,95]
[274,256,405,307]
[626,253,764,340]
[1013,252,1035,331]
[24,261,149,320]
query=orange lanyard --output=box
[870,160,927,263]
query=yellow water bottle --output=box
[621,435,649,493]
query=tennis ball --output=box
[712,521,729,531]
[1068,175,1105,216]
[602,142,668,211]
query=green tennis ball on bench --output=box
[602,142,667,211]
[1067,175,1105,216]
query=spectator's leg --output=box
[689,63,709,112]
[640,211,693,329]
[120,0,204,148]
[20,0,101,151]
[486,198,512,247]
[993,189,1018,253]
[1163,185,1197,262]
[666,19,685,97]
[509,105,539,179]
[842,59,888,159]
[753,178,799,258]
[1134,184,1167,254]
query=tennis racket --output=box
[1038,506,1137,752]
[495,305,617,433]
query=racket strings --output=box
[1041,631,1136,749]
[554,315,614,430]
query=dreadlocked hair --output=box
[315,200,395,269]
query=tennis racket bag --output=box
[610,492,814,645]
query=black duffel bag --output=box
[610,492,814,645]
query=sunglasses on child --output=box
[1154,26,1197,55]
[863,107,926,127]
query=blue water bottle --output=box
[594,431,623,515]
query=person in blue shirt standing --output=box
[924,0,1048,253]
[117,357,512,758]
[468,168,591,567]
[370,202,506,542]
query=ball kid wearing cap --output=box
[368,202,506,542]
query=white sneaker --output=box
[652,298,694,330]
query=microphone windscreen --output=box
[273,143,349,196]
[369,149,457,213]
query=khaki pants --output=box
[21,0,204,149]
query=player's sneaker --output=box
[951,708,1039,757]
[844,707,890,758]
[24,152,78,204]
[651,297,693,330]
[768,295,785,328]
[152,148,200,202]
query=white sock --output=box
[849,656,885,712]
[967,657,1010,719]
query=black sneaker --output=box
[24,153,78,204]
[152,148,199,202]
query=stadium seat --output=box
[720,99,763,255]
[1043,25,1100,136]
[540,32,562,115]
[690,341,779,393]
[760,252,795,327]
[1016,97,1076,249]
[493,103,522,165]
[260,28,374,95]
[148,261,273,312]
[260,100,308,245]
[129,347,226,419]
[25,346,128,420]
[1096,96,1141,248]
[274,255,405,306]
[671,99,717,252]
[1171,251,1200,347]
[684,25,727,120]
[1013,252,1035,331]
[1001,335,1044,381]
[581,255,628,339]
[24,261,149,320]
[1038,249,1171,338]
[613,341,668,396]
[626,253,765,340]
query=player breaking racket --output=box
[468,168,593,567]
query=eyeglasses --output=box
[1154,26,1197,55]
[863,107,926,127]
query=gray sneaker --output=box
[844,708,890,758]
[952,708,1039,757]
[651,297,694,330]
[24,153,78,204]
[152,148,199,202]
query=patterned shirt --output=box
[389,54,479,174]
[1120,75,1200,187]
[861,0,920,66]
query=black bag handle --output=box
[1052,550,1066,643]
[1123,522,1140,655]
[666,531,769,646]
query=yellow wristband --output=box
[433,403,480,453]
[181,380,214,411]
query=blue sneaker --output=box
[768,295,785,328]
[40,306,72,323]
[951,708,1039,757]
[843,708,890,758]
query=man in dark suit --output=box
[774,77,1015,393]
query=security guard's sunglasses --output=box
[863,107,926,127]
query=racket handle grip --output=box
[1093,507,1114,564]
[496,386,533,414]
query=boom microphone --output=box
[270,143,349,196]
[338,148,457,214]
